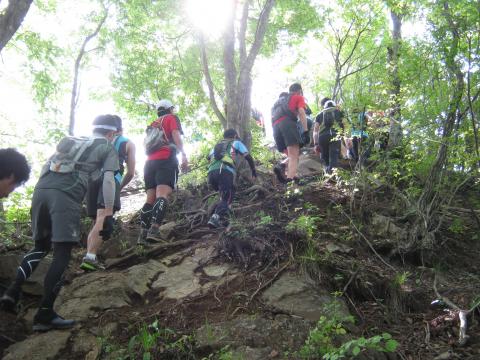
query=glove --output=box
[99,215,114,240]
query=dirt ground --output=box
[1,171,480,359]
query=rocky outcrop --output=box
[261,272,350,321]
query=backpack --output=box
[213,140,234,166]
[144,116,169,154]
[321,107,337,128]
[48,136,95,173]
[271,94,296,123]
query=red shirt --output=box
[273,93,306,126]
[288,93,306,114]
[147,114,180,160]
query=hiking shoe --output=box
[273,164,287,184]
[137,228,149,246]
[33,309,75,331]
[207,214,221,229]
[0,293,18,314]
[80,257,105,271]
[146,226,166,243]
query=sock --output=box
[140,203,153,229]
[85,253,96,261]
[152,197,168,226]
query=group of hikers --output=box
[0,81,378,331]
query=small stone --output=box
[269,349,279,358]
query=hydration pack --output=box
[321,107,337,128]
[213,140,234,166]
[48,136,95,173]
[144,116,169,155]
[271,94,296,123]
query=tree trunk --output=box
[200,0,274,149]
[0,0,33,53]
[408,1,465,251]
[387,10,403,149]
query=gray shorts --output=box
[31,188,81,244]
[86,178,121,218]
[273,119,302,153]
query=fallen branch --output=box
[432,272,472,346]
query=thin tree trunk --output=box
[68,10,108,135]
[411,1,465,250]
[0,0,33,53]
[387,10,403,149]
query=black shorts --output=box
[31,188,82,244]
[144,158,179,190]
[86,178,121,218]
[273,119,302,153]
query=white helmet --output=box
[157,99,174,110]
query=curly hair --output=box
[0,148,30,184]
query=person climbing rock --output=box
[313,98,345,174]
[207,129,257,228]
[0,148,30,199]
[271,83,308,184]
[137,99,188,244]
[0,115,119,331]
[81,115,136,271]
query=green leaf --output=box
[352,346,361,356]
[385,339,398,352]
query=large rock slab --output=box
[152,247,237,300]
[3,330,71,360]
[261,272,350,322]
[195,314,310,353]
[0,253,51,295]
[57,260,165,319]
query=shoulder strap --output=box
[72,138,95,164]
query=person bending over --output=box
[207,129,256,228]
[0,115,118,331]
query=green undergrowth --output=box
[296,303,398,359]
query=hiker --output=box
[0,148,30,199]
[206,129,257,228]
[0,115,119,331]
[349,109,371,164]
[313,98,345,174]
[137,99,188,244]
[272,83,309,183]
[81,115,136,271]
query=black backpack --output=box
[321,107,337,128]
[213,140,234,166]
[271,94,296,123]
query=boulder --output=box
[57,260,165,320]
[371,214,407,240]
[297,155,323,177]
[261,272,350,322]
[3,330,71,360]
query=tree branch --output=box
[198,33,227,127]
[69,8,109,135]
[0,0,33,53]
[243,0,275,74]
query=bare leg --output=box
[286,144,300,179]
[86,208,108,254]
